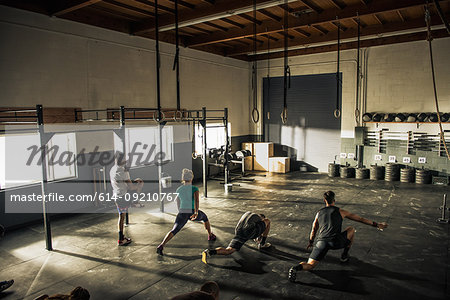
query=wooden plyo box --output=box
[269,157,290,173]
[244,156,253,171]
[241,142,254,170]
[253,142,274,171]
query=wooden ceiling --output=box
[1,0,449,61]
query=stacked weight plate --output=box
[356,168,370,179]
[416,169,431,184]
[400,167,415,183]
[385,163,400,181]
[370,165,385,180]
[340,166,355,178]
[328,163,340,177]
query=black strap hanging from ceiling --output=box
[355,15,361,125]
[172,0,181,114]
[281,0,290,124]
[155,0,162,121]
[251,0,260,123]
[334,17,341,119]
[425,1,450,159]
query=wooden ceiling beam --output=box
[167,0,196,10]
[221,18,246,29]
[52,0,103,16]
[249,29,448,61]
[294,28,311,37]
[227,13,448,56]
[300,0,324,14]
[204,21,229,32]
[311,24,329,35]
[185,0,437,47]
[397,10,406,22]
[238,14,263,25]
[103,0,155,17]
[330,0,346,10]
[132,0,175,14]
[189,25,213,34]
[259,9,282,22]
[133,0,289,34]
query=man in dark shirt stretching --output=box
[288,190,388,282]
[201,211,271,264]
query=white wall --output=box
[0,6,251,137]
[254,37,450,137]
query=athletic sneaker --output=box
[258,242,271,250]
[0,280,14,292]
[201,249,210,264]
[288,267,297,283]
[156,245,164,256]
[118,237,132,246]
[340,252,350,263]
[208,233,217,241]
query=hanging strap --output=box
[155,0,162,122]
[172,0,182,120]
[334,18,341,119]
[425,1,450,159]
[355,15,361,125]
[251,0,260,123]
[281,0,289,124]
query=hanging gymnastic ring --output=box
[281,107,288,124]
[252,108,260,123]
[192,152,198,159]
[334,109,341,119]
[153,110,166,123]
[173,110,183,122]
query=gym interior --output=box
[0,0,449,299]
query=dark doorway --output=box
[263,73,342,172]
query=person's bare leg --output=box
[204,221,212,235]
[159,232,174,247]
[262,219,270,237]
[215,247,236,255]
[341,226,355,262]
[300,258,319,271]
[289,258,319,282]
[202,246,236,263]
[118,213,125,234]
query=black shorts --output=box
[309,230,351,261]
[228,220,266,251]
[170,210,209,235]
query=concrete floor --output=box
[0,172,449,300]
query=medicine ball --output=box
[441,113,449,122]
[429,113,438,122]
[372,113,384,122]
[407,113,417,122]
[383,113,395,122]
[395,113,406,122]
[362,113,373,122]
[417,113,428,122]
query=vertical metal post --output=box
[158,122,164,212]
[155,0,162,122]
[224,108,229,185]
[202,107,207,198]
[119,106,129,225]
[37,105,52,251]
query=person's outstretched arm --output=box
[307,213,319,250]
[340,209,388,229]
[190,190,200,220]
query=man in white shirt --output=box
[110,152,144,246]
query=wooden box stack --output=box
[269,157,291,173]
[240,142,290,173]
